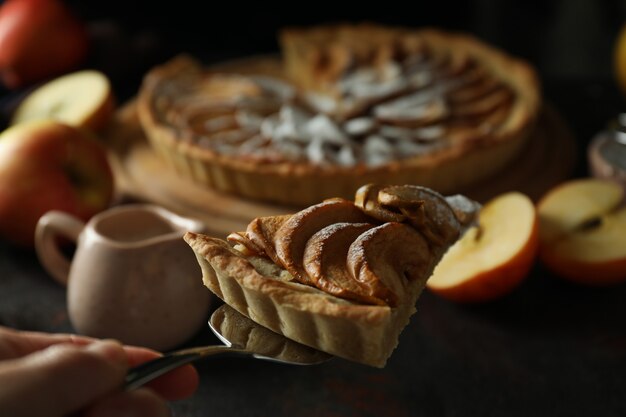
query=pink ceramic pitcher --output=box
[35,204,212,351]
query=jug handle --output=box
[35,211,85,286]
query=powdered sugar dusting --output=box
[445,195,482,227]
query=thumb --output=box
[0,339,128,417]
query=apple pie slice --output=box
[184,184,479,367]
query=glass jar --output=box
[588,114,626,190]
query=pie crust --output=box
[138,24,540,206]
[184,184,480,367]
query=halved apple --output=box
[11,70,115,132]
[537,178,626,285]
[427,192,538,303]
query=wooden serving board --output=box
[104,99,577,238]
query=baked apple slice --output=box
[354,183,406,223]
[377,184,461,247]
[303,222,380,304]
[347,222,432,306]
[228,214,291,264]
[274,198,371,284]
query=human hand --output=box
[0,326,199,417]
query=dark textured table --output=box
[2,240,626,416]
[2,10,626,415]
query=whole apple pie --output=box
[138,24,540,206]
[184,184,480,367]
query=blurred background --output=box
[5,0,626,103]
[69,0,624,80]
[60,0,626,176]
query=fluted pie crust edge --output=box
[185,233,427,367]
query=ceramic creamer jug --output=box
[35,204,212,351]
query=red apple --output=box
[0,0,89,89]
[0,120,114,247]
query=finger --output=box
[123,346,199,400]
[81,388,171,417]
[0,340,128,417]
[144,365,199,400]
[0,327,199,401]
[0,326,94,359]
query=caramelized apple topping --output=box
[229,184,477,306]
[377,185,460,248]
[274,199,371,285]
[226,232,261,256]
[354,184,407,223]
[244,214,292,264]
[347,222,432,306]
[145,23,539,169]
[303,222,383,305]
